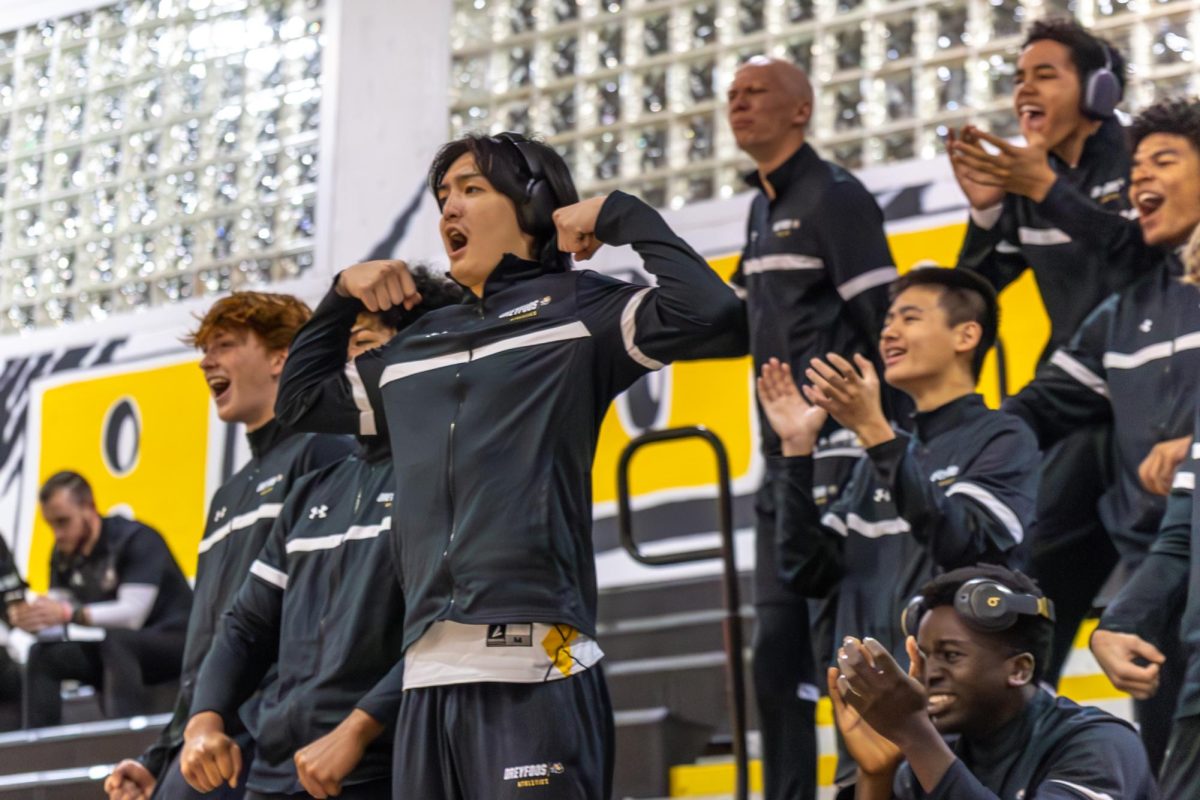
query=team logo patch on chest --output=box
[773,218,801,236]
[499,295,552,322]
[256,474,284,495]
[930,465,960,486]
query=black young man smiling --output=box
[831,565,1156,800]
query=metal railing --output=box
[615,425,748,800]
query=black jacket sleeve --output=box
[814,178,897,343]
[772,455,846,597]
[1098,460,1193,648]
[275,286,387,437]
[906,716,1154,800]
[1038,177,1144,256]
[188,515,290,729]
[1002,297,1114,448]
[590,190,748,371]
[866,426,1035,568]
[956,198,1029,294]
[355,654,405,725]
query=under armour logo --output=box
[213,507,227,522]
[873,488,892,503]
[1139,318,1153,333]
[308,505,329,519]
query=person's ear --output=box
[269,348,288,379]
[1007,652,1036,688]
[954,320,982,355]
[794,100,813,130]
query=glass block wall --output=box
[449,0,1200,206]
[0,0,324,333]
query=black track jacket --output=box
[894,690,1156,800]
[1003,251,1200,560]
[774,394,1037,663]
[191,438,402,793]
[138,420,353,779]
[276,191,745,653]
[731,142,898,457]
[957,119,1141,361]
[1100,399,1200,719]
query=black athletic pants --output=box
[153,732,254,799]
[23,626,186,728]
[243,779,389,800]
[1160,714,1200,798]
[392,669,613,799]
[1026,427,1117,687]
[1133,623,1185,776]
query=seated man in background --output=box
[178,269,461,800]
[11,471,192,728]
[832,565,1156,800]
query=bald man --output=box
[728,56,901,800]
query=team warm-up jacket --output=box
[1003,251,1200,560]
[957,119,1142,360]
[774,394,1038,661]
[275,190,745,653]
[1099,403,1200,719]
[50,515,192,632]
[191,437,403,793]
[894,689,1157,800]
[731,142,898,458]
[138,420,354,779]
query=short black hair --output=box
[1130,97,1200,156]
[887,267,999,380]
[39,471,94,507]
[917,564,1054,683]
[1023,16,1127,104]
[372,265,466,332]
[428,133,581,273]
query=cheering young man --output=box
[105,294,354,800]
[275,133,744,797]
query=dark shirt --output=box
[775,394,1037,664]
[957,118,1142,361]
[50,515,191,632]
[895,690,1157,800]
[276,191,746,655]
[1004,251,1200,560]
[732,142,900,457]
[1100,396,1200,718]
[192,438,402,793]
[137,419,354,779]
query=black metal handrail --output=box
[616,425,748,800]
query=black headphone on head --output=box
[491,132,559,237]
[1081,44,1120,120]
[900,578,1056,638]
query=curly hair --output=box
[916,564,1054,682]
[1024,16,1127,105]
[183,292,311,352]
[1130,97,1200,156]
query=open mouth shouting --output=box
[444,226,469,260]
[207,375,232,405]
[1017,103,1046,132]
[1134,191,1165,226]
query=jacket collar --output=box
[1051,116,1125,174]
[912,393,987,443]
[743,143,818,197]
[455,254,552,302]
[247,417,292,460]
[357,435,392,464]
